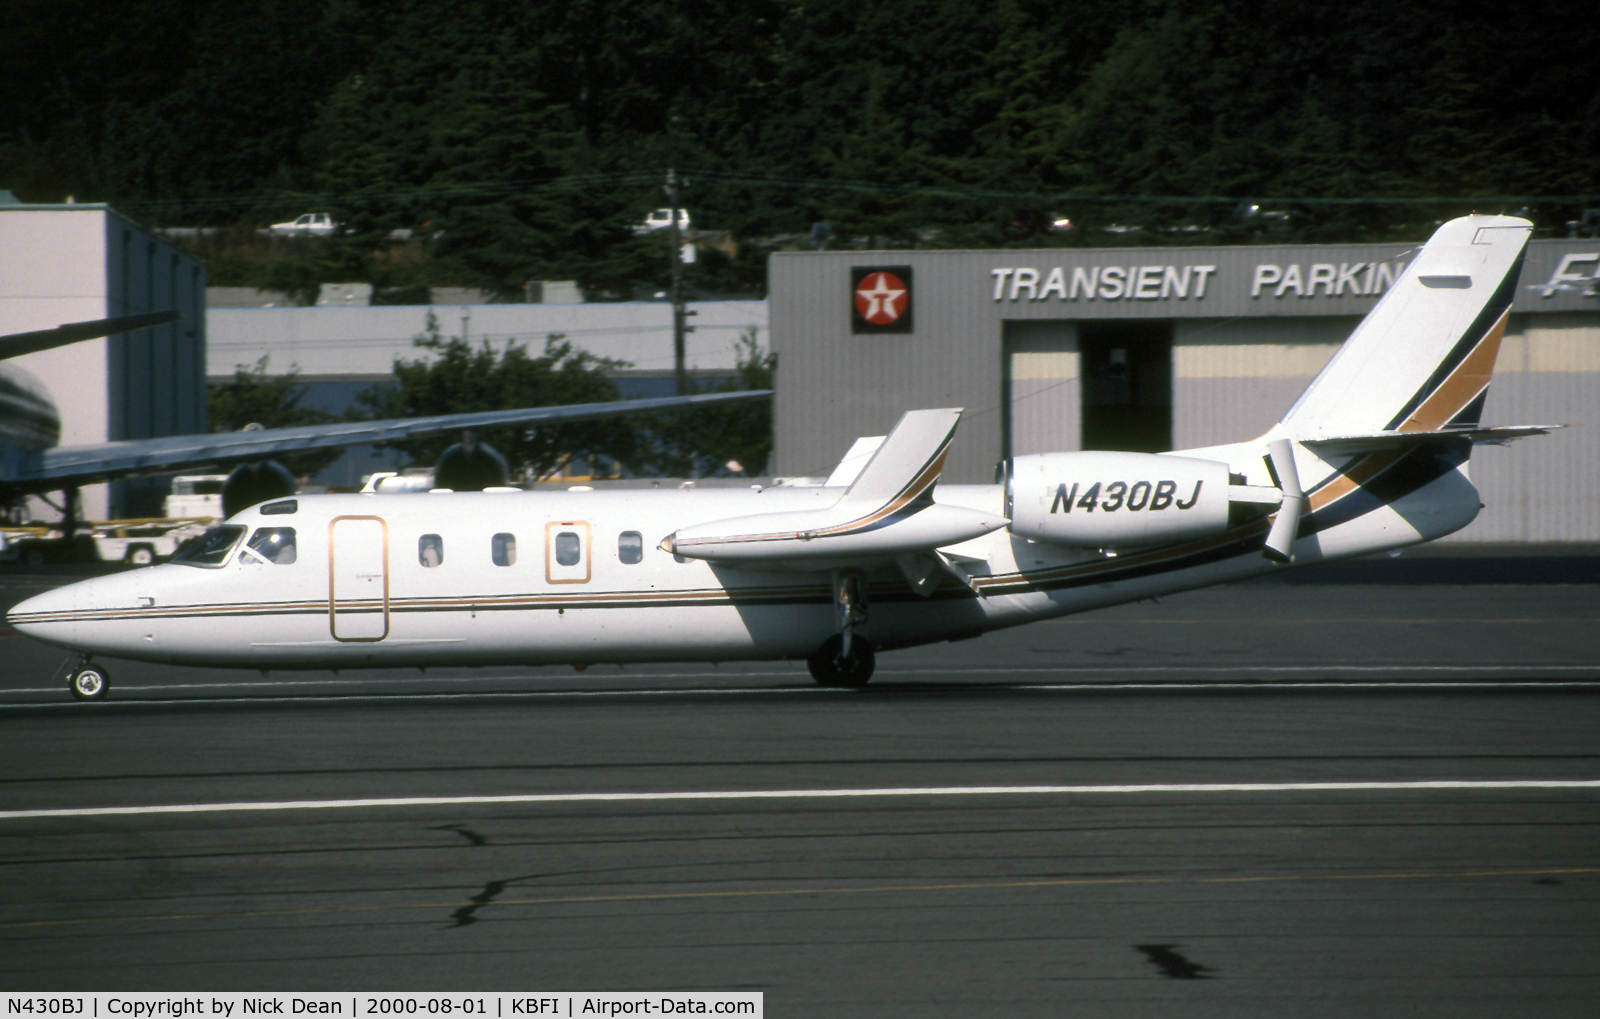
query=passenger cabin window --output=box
[492,532,517,566]
[618,531,643,565]
[555,530,582,566]
[173,525,245,567]
[419,534,444,567]
[242,527,297,565]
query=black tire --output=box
[807,634,875,688]
[69,665,110,701]
[125,545,154,566]
[24,549,45,567]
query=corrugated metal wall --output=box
[1171,317,1347,449]
[105,211,207,517]
[1460,314,1600,541]
[771,254,1004,481]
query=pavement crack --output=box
[432,823,488,847]
[1134,944,1214,979]
[445,871,544,928]
[447,879,507,928]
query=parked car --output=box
[269,212,340,236]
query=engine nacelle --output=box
[1008,451,1237,549]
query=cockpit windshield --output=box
[242,527,297,565]
[171,524,246,567]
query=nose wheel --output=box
[61,656,111,700]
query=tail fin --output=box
[1281,215,1530,438]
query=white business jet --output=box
[9,215,1561,699]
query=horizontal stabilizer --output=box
[1300,425,1567,457]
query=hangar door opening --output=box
[1078,320,1172,453]
[1002,320,1081,459]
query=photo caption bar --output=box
[2,995,761,1019]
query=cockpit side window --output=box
[172,525,246,567]
[244,527,297,565]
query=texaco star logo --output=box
[855,271,907,324]
[851,266,913,333]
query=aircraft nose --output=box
[6,581,81,648]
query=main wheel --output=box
[125,545,154,566]
[69,665,110,701]
[807,634,875,688]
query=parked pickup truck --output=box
[269,212,340,236]
[633,208,691,234]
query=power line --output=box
[110,167,1600,219]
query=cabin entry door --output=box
[329,515,390,641]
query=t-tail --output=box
[1282,214,1529,438]
[1260,214,1560,561]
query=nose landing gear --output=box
[808,572,876,687]
[58,654,111,700]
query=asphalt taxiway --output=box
[1,546,1597,1016]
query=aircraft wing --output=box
[3,389,770,493]
[0,311,183,361]
[662,408,1008,568]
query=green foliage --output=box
[636,331,775,478]
[5,0,1599,275]
[206,357,344,476]
[355,312,636,479]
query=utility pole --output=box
[666,168,694,396]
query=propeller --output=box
[1262,437,1304,563]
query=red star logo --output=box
[854,271,909,325]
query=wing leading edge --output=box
[3,389,771,494]
[0,311,183,362]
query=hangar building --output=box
[0,199,207,519]
[769,238,1600,542]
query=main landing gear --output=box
[59,654,111,701]
[807,571,876,688]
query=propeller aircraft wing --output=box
[3,389,770,494]
[0,310,182,361]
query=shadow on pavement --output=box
[1250,544,1600,585]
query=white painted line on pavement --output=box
[5,780,1599,820]
[4,662,1598,697]
[4,677,1600,705]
